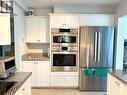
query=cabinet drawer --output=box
[51,76,78,87]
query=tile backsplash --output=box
[26,43,50,53]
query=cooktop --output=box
[0,82,17,95]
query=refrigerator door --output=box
[80,26,98,68]
[79,68,107,91]
[79,68,94,90]
[93,75,107,91]
[97,26,114,68]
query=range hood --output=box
[0,0,13,13]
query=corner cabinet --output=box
[22,61,50,87]
[25,16,50,43]
[107,73,127,95]
[14,77,31,95]
[50,14,79,28]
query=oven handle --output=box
[51,52,78,54]
[52,33,78,36]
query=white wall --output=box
[115,17,126,69]
[54,5,115,14]
[14,0,28,71]
[114,0,127,69]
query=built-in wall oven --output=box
[51,28,79,72]
[51,46,78,72]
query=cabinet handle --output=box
[22,88,25,91]
[115,81,120,85]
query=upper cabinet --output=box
[0,14,11,45]
[25,16,50,43]
[80,14,114,26]
[50,14,79,28]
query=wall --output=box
[26,43,50,53]
[114,0,127,69]
[54,5,116,14]
[14,0,28,71]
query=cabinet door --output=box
[50,15,64,28]
[0,14,11,45]
[51,76,78,87]
[122,84,127,95]
[14,89,22,95]
[22,61,36,87]
[36,61,49,87]
[21,77,31,95]
[107,74,123,95]
[25,17,37,43]
[64,16,79,27]
[38,17,49,43]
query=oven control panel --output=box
[52,46,78,52]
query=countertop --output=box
[108,69,127,85]
[22,53,50,61]
[0,72,32,95]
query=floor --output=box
[32,89,106,95]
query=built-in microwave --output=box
[0,57,16,78]
[51,28,79,46]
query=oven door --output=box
[52,34,78,46]
[51,52,78,72]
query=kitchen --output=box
[0,0,127,95]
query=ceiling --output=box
[22,0,122,8]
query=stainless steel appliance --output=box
[51,46,78,72]
[79,26,114,91]
[51,28,79,72]
[0,57,16,78]
[0,82,17,95]
[51,28,78,46]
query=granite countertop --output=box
[108,69,127,85]
[0,72,32,95]
[22,53,50,61]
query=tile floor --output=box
[32,89,106,95]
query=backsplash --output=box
[26,43,50,53]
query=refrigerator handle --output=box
[94,32,97,62]
[86,45,90,67]
[98,32,101,63]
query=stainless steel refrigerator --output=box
[79,26,114,91]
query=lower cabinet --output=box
[51,72,78,87]
[22,61,50,87]
[107,73,127,95]
[14,77,31,95]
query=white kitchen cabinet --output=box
[0,14,11,45]
[36,61,49,87]
[50,14,79,28]
[22,61,50,87]
[107,73,127,95]
[14,77,31,95]
[80,14,114,26]
[51,72,78,87]
[22,61,36,87]
[25,16,49,43]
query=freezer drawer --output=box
[79,68,107,91]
